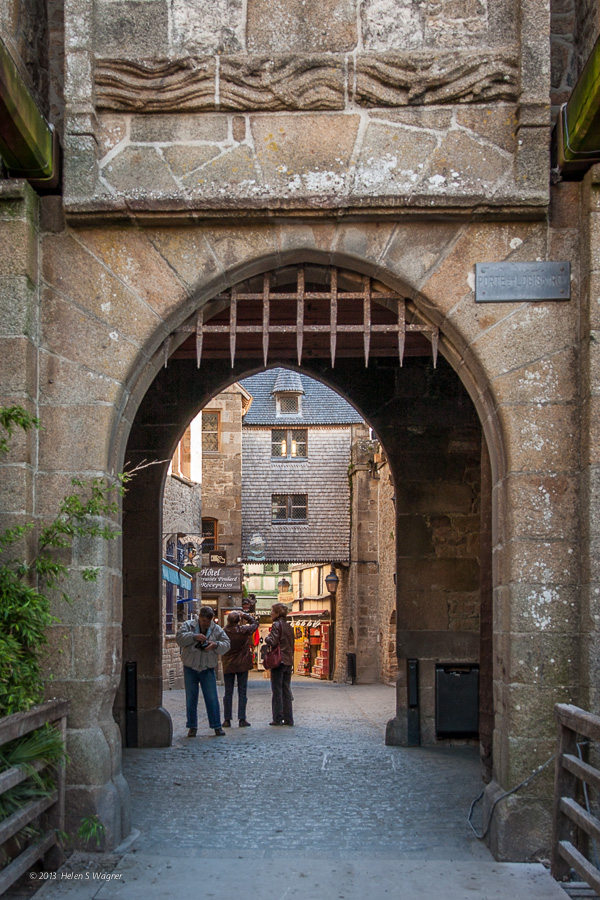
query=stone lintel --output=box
[94,49,520,113]
[396,630,479,658]
[62,197,550,227]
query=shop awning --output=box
[162,560,193,590]
[289,609,329,617]
[288,610,330,627]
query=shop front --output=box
[289,611,331,679]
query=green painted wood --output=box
[0,37,54,179]
[562,33,600,162]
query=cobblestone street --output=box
[141,676,490,861]
[9,677,569,899]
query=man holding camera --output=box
[176,606,230,737]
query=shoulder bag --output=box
[263,643,281,669]
[263,623,282,669]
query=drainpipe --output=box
[553,32,600,181]
[0,36,59,188]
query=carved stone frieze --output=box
[94,50,519,112]
[354,51,520,106]
[219,55,345,110]
[95,58,215,111]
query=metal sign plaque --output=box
[209,550,227,566]
[475,262,571,302]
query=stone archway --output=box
[36,217,576,861]
[115,259,491,773]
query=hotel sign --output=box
[475,262,570,302]
[199,565,242,592]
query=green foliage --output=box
[0,724,67,865]
[0,722,67,775]
[77,815,105,848]
[0,406,40,456]
[0,406,129,717]
[0,406,130,865]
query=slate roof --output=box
[271,370,304,394]
[241,368,364,426]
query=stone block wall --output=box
[163,472,202,535]
[59,0,550,213]
[0,182,39,444]
[201,385,245,563]
[376,464,397,685]
[162,636,183,691]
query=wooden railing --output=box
[552,703,600,893]
[0,699,68,896]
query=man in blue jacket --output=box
[176,606,230,737]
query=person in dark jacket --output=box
[222,610,258,727]
[264,602,295,726]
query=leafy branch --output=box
[0,407,130,716]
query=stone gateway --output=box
[0,0,599,865]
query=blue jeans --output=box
[183,666,221,730]
[223,670,249,721]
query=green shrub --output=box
[0,406,127,716]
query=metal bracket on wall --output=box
[166,266,439,370]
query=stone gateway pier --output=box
[1,0,599,866]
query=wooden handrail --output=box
[552,703,600,892]
[0,700,68,897]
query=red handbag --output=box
[262,643,282,670]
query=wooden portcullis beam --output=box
[167,266,439,370]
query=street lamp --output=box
[278,577,290,593]
[325,567,339,596]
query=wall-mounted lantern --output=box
[325,567,339,597]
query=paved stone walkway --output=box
[137,677,491,860]
[7,677,571,899]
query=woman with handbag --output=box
[263,602,295,726]
[222,610,258,727]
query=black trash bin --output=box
[435,664,479,737]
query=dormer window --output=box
[276,393,301,416]
[271,369,304,418]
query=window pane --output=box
[280,396,299,414]
[202,412,219,452]
[202,519,217,551]
[271,429,286,457]
[291,429,307,457]
[291,494,307,520]
[272,494,288,520]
